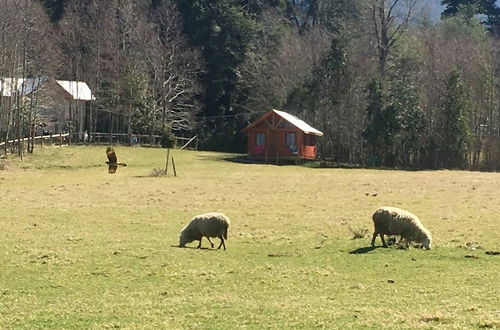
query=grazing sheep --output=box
[371,206,432,250]
[179,212,230,250]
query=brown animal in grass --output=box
[105,147,127,173]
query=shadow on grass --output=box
[170,245,219,251]
[349,246,383,254]
[199,154,439,170]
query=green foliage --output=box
[287,37,358,161]
[39,0,68,22]
[160,128,175,148]
[441,9,489,42]
[127,72,157,135]
[175,0,257,150]
[244,0,287,14]
[442,0,493,17]
[363,54,427,168]
[441,0,500,33]
[363,79,391,166]
[388,55,427,167]
[439,68,473,168]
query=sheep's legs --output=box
[206,237,215,248]
[379,234,387,247]
[197,237,214,249]
[217,236,226,250]
[371,232,387,247]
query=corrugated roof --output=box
[272,109,323,136]
[1,77,94,100]
[56,80,95,101]
[1,77,48,97]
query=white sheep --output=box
[371,206,432,250]
[179,212,230,250]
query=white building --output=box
[0,76,94,136]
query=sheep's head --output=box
[421,236,432,250]
[179,233,189,247]
[179,227,195,247]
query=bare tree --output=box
[369,0,417,76]
[148,1,203,134]
[60,0,202,142]
[0,0,57,157]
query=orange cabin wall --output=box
[246,128,317,160]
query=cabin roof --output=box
[243,109,323,136]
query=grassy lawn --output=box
[0,146,499,329]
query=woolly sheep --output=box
[371,206,432,250]
[179,212,230,250]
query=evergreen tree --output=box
[387,52,427,168]
[441,0,500,33]
[175,0,255,151]
[439,68,472,168]
[39,0,68,22]
[287,37,358,162]
[363,79,386,166]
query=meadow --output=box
[0,146,498,329]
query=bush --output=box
[149,168,166,177]
[349,226,369,239]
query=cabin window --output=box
[285,132,296,146]
[256,132,265,146]
[286,132,297,154]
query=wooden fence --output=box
[0,133,70,150]
[0,133,198,152]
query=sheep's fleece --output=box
[371,206,432,250]
[179,212,230,250]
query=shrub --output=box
[149,168,166,177]
[349,227,369,239]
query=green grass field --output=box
[0,146,499,329]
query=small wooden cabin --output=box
[242,109,323,163]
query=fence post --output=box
[165,149,170,175]
[171,156,177,177]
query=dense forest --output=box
[1,0,499,170]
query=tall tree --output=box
[175,0,255,150]
[369,0,417,76]
[441,0,500,34]
[439,68,472,168]
[40,0,68,22]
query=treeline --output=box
[1,0,499,170]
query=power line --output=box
[194,110,267,120]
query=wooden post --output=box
[59,132,62,147]
[171,156,177,177]
[165,149,170,175]
[49,133,52,145]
